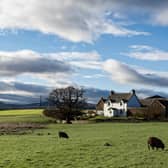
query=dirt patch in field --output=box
[0,123,46,135]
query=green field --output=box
[0,109,49,123]
[0,109,168,168]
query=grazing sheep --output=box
[58,131,69,139]
[147,137,165,150]
[104,142,112,146]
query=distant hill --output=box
[0,101,96,110]
[0,101,48,110]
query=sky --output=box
[0,0,168,104]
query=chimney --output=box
[131,89,135,95]
[111,90,115,95]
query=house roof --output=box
[140,99,154,107]
[109,92,133,102]
[140,98,168,108]
[146,95,165,99]
[100,97,107,102]
[96,97,107,110]
[158,99,168,107]
[96,97,107,105]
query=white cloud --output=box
[103,59,168,87]
[0,81,50,95]
[1,49,168,90]
[47,51,102,70]
[0,50,75,90]
[70,61,102,70]
[129,45,153,50]
[83,74,105,79]
[0,49,103,104]
[48,51,100,61]
[0,0,149,43]
[123,45,168,61]
[0,80,51,104]
[0,50,72,76]
[0,50,103,89]
[153,9,168,26]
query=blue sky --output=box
[0,0,168,103]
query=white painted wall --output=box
[104,100,127,117]
[104,100,112,117]
[103,95,141,117]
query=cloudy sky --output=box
[0,0,168,103]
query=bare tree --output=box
[46,86,86,123]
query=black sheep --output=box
[58,131,69,139]
[147,137,165,150]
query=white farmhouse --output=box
[96,90,141,117]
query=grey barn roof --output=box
[140,97,168,107]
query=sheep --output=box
[147,137,165,150]
[58,131,69,139]
[104,142,112,146]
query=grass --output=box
[0,109,50,123]
[0,109,168,167]
[0,109,42,116]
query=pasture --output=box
[0,109,48,123]
[0,109,168,167]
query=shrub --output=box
[43,108,84,123]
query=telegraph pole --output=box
[40,95,42,107]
